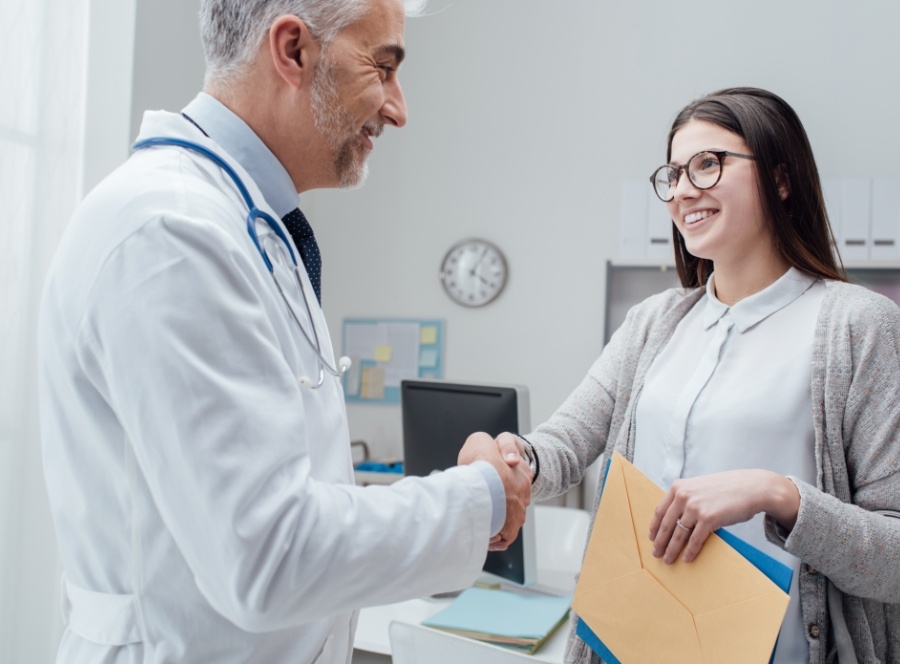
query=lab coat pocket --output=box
[311,634,335,664]
[62,574,142,645]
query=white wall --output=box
[1,1,138,662]
[306,0,900,483]
[129,0,205,141]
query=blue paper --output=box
[716,528,793,593]
[423,587,571,640]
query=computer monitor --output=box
[401,379,536,587]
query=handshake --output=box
[458,432,534,552]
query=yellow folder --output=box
[573,452,790,663]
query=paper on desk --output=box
[423,587,571,653]
[573,452,791,664]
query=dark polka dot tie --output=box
[281,207,321,305]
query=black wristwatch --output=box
[518,435,540,484]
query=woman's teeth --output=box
[685,210,716,224]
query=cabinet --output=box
[619,178,900,265]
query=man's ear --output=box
[775,164,791,201]
[268,15,321,89]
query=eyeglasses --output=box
[649,150,755,202]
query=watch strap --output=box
[517,435,540,484]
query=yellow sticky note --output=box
[360,366,386,400]
[420,326,438,344]
[374,344,392,363]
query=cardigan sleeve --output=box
[766,285,900,603]
[527,288,695,502]
[525,346,619,502]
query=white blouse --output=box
[634,267,825,664]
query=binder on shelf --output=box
[839,179,871,261]
[646,198,673,261]
[871,178,900,262]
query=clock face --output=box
[440,238,508,307]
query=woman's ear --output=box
[775,164,791,201]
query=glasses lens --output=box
[652,166,677,201]
[688,152,721,189]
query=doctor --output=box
[38,0,533,662]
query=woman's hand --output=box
[647,469,801,564]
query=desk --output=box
[353,581,572,662]
[353,506,590,663]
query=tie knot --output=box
[283,207,315,239]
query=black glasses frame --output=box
[650,150,755,202]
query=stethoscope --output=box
[132,137,351,389]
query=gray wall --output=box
[129,0,900,486]
[303,0,900,469]
[126,1,900,499]
[129,0,205,140]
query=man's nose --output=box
[381,78,407,128]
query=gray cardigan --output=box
[528,281,900,664]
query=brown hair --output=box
[666,87,846,287]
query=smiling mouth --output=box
[360,123,383,149]
[684,209,718,225]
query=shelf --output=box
[843,262,900,270]
[609,259,900,272]
[604,260,900,345]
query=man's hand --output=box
[458,432,533,551]
[494,432,526,468]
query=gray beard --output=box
[309,59,369,189]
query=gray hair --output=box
[199,0,427,88]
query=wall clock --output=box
[440,238,508,307]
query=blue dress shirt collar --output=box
[181,92,300,218]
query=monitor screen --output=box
[401,379,536,586]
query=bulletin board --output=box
[341,318,445,404]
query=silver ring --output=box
[675,518,694,533]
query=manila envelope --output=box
[573,452,790,664]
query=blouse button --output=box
[808,624,821,638]
[807,566,818,575]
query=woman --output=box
[506,88,900,663]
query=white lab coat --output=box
[38,110,493,663]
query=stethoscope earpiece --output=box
[338,356,352,372]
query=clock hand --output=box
[469,247,489,276]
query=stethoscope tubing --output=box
[132,136,346,388]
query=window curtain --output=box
[0,0,89,661]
